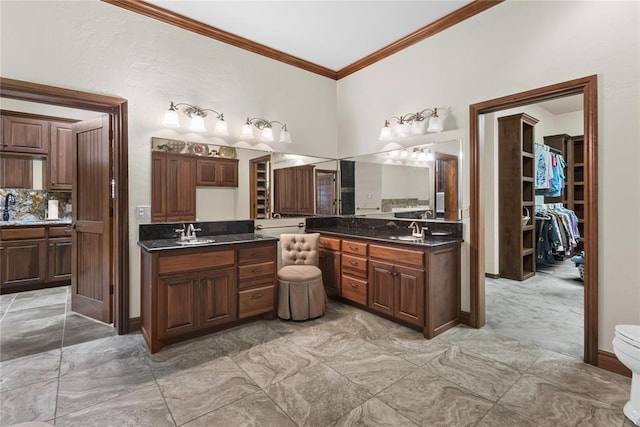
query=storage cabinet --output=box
[498,113,538,280]
[1,115,49,154]
[140,240,277,353]
[249,155,270,219]
[151,152,196,222]
[0,227,47,290]
[341,239,368,305]
[196,157,239,187]
[0,155,32,188]
[49,121,73,191]
[273,165,315,216]
[318,236,341,297]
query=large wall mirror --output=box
[151,137,338,221]
[339,138,463,221]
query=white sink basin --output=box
[389,235,423,242]
[175,239,216,246]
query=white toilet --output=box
[613,324,640,426]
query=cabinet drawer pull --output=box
[350,283,359,288]
[251,268,263,273]
[349,261,359,266]
[250,292,264,299]
[349,246,358,251]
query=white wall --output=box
[0,0,338,317]
[381,164,430,201]
[354,162,382,213]
[337,1,640,351]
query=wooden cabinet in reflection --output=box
[273,165,314,216]
[151,152,196,222]
[196,157,239,187]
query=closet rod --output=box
[535,142,563,155]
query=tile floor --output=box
[485,260,584,359]
[0,292,633,427]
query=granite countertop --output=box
[0,219,72,228]
[306,226,463,248]
[138,233,279,252]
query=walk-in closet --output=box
[482,95,586,359]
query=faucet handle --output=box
[174,228,186,241]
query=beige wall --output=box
[337,1,640,352]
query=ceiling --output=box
[537,95,584,115]
[144,1,474,71]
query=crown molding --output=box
[102,0,503,81]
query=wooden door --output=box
[319,249,341,297]
[394,265,424,327]
[71,116,112,323]
[316,170,336,215]
[199,267,237,327]
[49,122,73,190]
[368,260,394,317]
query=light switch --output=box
[136,205,151,219]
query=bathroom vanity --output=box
[307,216,462,339]
[138,220,278,353]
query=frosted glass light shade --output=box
[396,122,410,137]
[279,129,291,143]
[427,115,443,132]
[189,115,206,132]
[241,123,254,139]
[426,150,435,161]
[261,127,274,142]
[411,119,427,135]
[162,109,180,127]
[213,119,228,136]
[379,125,392,140]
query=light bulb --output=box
[213,118,228,136]
[189,115,206,132]
[162,109,180,127]
[241,122,254,139]
[261,127,274,142]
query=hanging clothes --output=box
[535,204,581,263]
[535,143,565,196]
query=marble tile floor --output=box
[485,260,584,359]
[0,286,117,362]
[0,299,632,427]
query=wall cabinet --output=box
[140,240,277,353]
[196,157,239,187]
[151,152,196,222]
[1,115,49,154]
[49,121,73,191]
[273,165,314,216]
[0,156,32,188]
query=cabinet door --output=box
[319,249,341,297]
[196,158,218,186]
[0,156,32,188]
[49,122,73,190]
[47,237,72,282]
[199,267,237,327]
[166,155,196,220]
[151,153,167,221]
[158,273,198,339]
[273,168,297,213]
[368,260,394,317]
[394,265,424,327]
[1,239,46,288]
[295,166,315,215]
[215,159,238,187]
[2,116,49,153]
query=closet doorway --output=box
[468,75,598,365]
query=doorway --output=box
[0,77,130,335]
[316,169,337,215]
[468,75,598,364]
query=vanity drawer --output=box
[342,240,367,256]
[1,227,46,240]
[238,245,275,264]
[342,254,367,279]
[238,284,275,318]
[48,226,72,238]
[369,244,424,269]
[158,250,234,275]
[319,236,341,251]
[238,261,275,282]
[341,275,367,305]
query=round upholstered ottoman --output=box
[277,264,326,320]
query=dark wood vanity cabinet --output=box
[0,227,47,290]
[151,152,196,222]
[196,157,239,187]
[141,241,277,353]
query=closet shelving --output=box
[498,113,539,281]
[250,155,271,219]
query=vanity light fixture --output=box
[242,117,291,143]
[379,107,444,140]
[162,102,229,136]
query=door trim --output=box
[0,77,130,335]
[468,75,598,365]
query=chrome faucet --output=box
[408,221,426,238]
[186,223,202,240]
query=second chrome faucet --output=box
[175,223,202,241]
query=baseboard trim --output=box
[458,310,472,327]
[597,349,631,378]
[129,317,141,333]
[485,273,500,279]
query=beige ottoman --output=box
[277,264,326,320]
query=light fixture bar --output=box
[162,101,229,136]
[378,107,444,140]
[243,117,292,143]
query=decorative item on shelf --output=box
[522,207,531,226]
[241,117,291,143]
[191,143,209,156]
[379,107,444,140]
[217,146,237,159]
[162,102,229,136]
